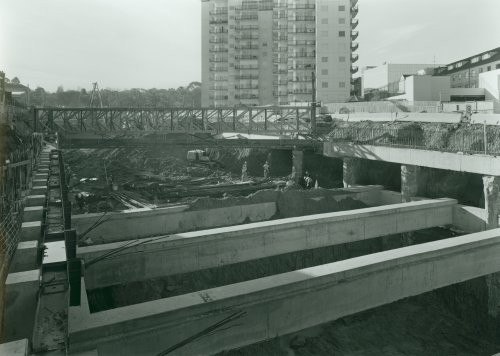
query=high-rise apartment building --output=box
[201,0,359,107]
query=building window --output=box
[497,64,500,69]
[339,56,346,62]
[487,66,492,71]
[339,82,346,88]
[321,57,328,62]
[321,69,328,75]
[479,68,483,73]
[262,42,267,47]
[339,31,345,37]
[321,18,328,24]
[339,18,345,24]
[338,5,345,11]
[322,82,328,88]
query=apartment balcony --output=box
[351,31,359,41]
[235,65,259,70]
[235,55,258,61]
[351,18,359,29]
[351,42,359,52]
[287,4,315,9]
[288,89,312,94]
[288,28,315,34]
[273,58,288,64]
[289,52,315,58]
[273,91,289,97]
[351,66,359,74]
[273,35,288,41]
[235,34,259,40]
[289,77,313,82]
[351,5,358,18]
[209,39,228,44]
[235,94,259,99]
[273,46,288,52]
[209,76,228,82]
[209,9,228,15]
[235,15,258,21]
[235,74,259,80]
[209,26,228,34]
[288,16,315,21]
[351,54,359,63]
[235,25,259,31]
[209,57,228,63]
[209,47,228,53]
[288,63,315,70]
[209,19,228,25]
[273,79,288,85]
[209,66,228,72]
[288,39,315,46]
[209,86,228,91]
[209,95,229,100]
[235,44,259,50]
[235,85,259,90]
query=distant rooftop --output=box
[434,47,500,75]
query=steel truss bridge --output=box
[34,106,313,135]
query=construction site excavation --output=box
[2,1,500,354]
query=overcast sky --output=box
[1,0,499,92]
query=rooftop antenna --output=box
[89,82,103,108]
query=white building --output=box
[201,0,359,107]
[361,63,442,98]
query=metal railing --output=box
[328,125,500,155]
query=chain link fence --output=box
[328,125,499,156]
[0,133,43,279]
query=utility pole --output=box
[311,71,317,135]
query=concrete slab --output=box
[9,241,39,272]
[26,195,46,207]
[80,198,456,289]
[23,206,44,222]
[20,221,42,242]
[31,186,47,195]
[32,179,48,187]
[69,228,500,355]
[4,269,40,342]
[0,339,29,356]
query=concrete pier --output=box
[23,206,44,222]
[292,149,304,184]
[401,164,421,203]
[20,221,42,242]
[79,198,456,289]
[9,241,39,273]
[3,269,40,342]
[343,157,363,187]
[483,176,500,229]
[69,228,500,355]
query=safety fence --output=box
[0,133,43,279]
[328,125,500,156]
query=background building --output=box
[433,47,500,89]
[361,63,442,99]
[201,0,359,107]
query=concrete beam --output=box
[4,269,40,342]
[73,202,277,245]
[0,339,29,356]
[69,228,500,355]
[324,142,500,175]
[30,186,47,196]
[23,206,44,222]
[26,195,46,207]
[20,221,42,242]
[9,241,39,273]
[80,199,456,289]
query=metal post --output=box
[311,71,317,135]
[248,108,252,134]
[484,121,487,155]
[68,258,82,306]
[264,109,268,131]
[233,109,237,131]
[170,110,174,131]
[202,109,206,131]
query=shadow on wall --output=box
[356,160,402,192]
[302,151,343,189]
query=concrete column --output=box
[292,149,304,184]
[23,206,44,222]
[9,241,39,273]
[401,164,420,203]
[20,221,42,242]
[342,158,362,188]
[4,270,40,342]
[482,176,500,317]
[26,195,46,207]
[483,176,500,229]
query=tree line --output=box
[11,79,201,108]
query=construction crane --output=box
[89,82,103,108]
